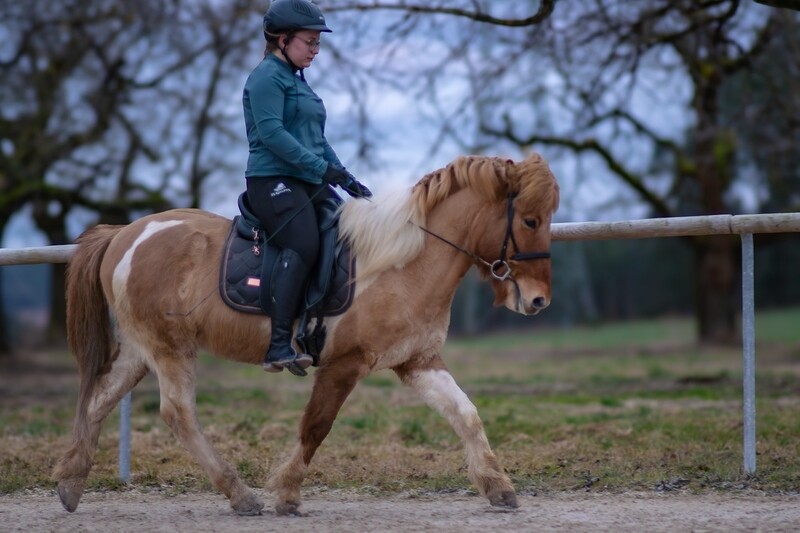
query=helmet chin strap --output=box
[279,40,306,81]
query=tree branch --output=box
[592,109,693,173]
[483,115,674,216]
[753,0,800,9]
[720,10,780,75]
[325,0,558,26]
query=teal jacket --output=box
[243,54,343,183]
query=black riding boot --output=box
[262,249,314,376]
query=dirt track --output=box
[2,488,798,532]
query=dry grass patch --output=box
[2,311,800,495]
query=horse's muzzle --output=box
[532,296,548,310]
[516,295,550,315]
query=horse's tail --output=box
[66,224,122,442]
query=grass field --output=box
[2,309,799,496]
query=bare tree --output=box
[0,0,262,351]
[4,0,796,351]
[323,0,800,343]
[480,1,800,343]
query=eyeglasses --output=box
[299,37,321,52]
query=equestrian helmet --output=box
[263,0,332,34]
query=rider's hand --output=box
[340,179,372,199]
[324,165,372,198]
[351,180,373,198]
[322,164,350,187]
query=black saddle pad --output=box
[219,216,356,317]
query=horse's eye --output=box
[524,218,538,230]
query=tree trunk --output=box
[0,266,10,356]
[31,204,69,347]
[47,263,68,346]
[456,269,481,335]
[693,235,740,344]
[692,69,739,344]
[0,216,11,356]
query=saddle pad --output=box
[219,217,356,317]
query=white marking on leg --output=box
[409,369,504,496]
[412,369,479,423]
[112,220,183,301]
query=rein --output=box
[415,192,551,282]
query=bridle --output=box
[416,192,551,282]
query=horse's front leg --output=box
[269,356,367,516]
[394,355,518,508]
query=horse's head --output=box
[392,153,559,315]
[467,154,560,315]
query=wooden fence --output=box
[3,213,800,266]
[3,211,800,478]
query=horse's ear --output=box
[493,158,515,193]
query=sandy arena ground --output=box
[2,488,798,533]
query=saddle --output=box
[219,192,356,361]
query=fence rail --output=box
[3,211,800,478]
[3,213,800,266]
[0,244,75,266]
[551,212,800,240]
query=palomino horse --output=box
[53,154,559,516]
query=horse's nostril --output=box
[532,297,547,309]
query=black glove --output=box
[322,165,350,187]
[341,180,372,199]
[324,165,372,198]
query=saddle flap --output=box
[219,217,275,314]
[236,192,264,240]
[315,197,343,231]
[220,213,355,318]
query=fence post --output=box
[118,391,132,483]
[741,233,756,474]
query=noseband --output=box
[419,192,551,281]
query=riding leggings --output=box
[245,176,333,269]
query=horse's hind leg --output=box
[150,354,264,516]
[54,343,148,512]
[394,355,518,508]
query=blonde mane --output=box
[338,189,425,281]
[411,153,559,218]
[339,154,559,280]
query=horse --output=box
[53,153,560,516]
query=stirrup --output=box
[262,353,313,376]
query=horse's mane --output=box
[339,154,559,280]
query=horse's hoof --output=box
[231,492,264,516]
[275,501,306,516]
[489,490,519,509]
[56,480,83,513]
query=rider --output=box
[243,0,371,376]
